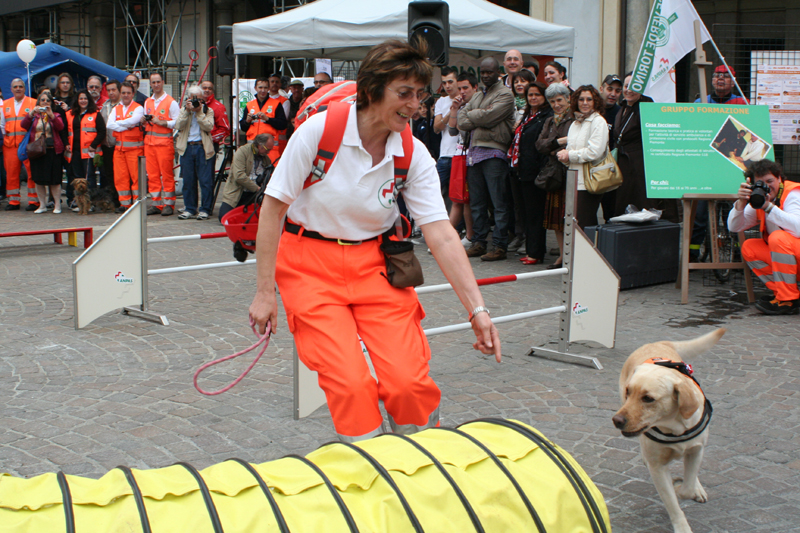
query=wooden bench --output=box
[0,227,94,249]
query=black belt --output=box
[187,141,203,145]
[284,222,378,245]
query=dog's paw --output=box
[674,480,707,503]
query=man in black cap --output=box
[285,79,305,140]
[600,74,623,145]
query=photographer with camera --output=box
[728,160,800,315]
[175,84,215,221]
[217,133,274,223]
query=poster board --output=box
[640,103,773,198]
[756,64,800,145]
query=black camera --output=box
[749,180,770,209]
[144,114,153,121]
[192,97,200,109]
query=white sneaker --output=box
[461,236,471,247]
[34,206,48,214]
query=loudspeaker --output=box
[217,25,245,76]
[408,1,449,67]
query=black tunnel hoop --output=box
[470,419,606,533]
[434,427,547,533]
[382,433,485,533]
[116,466,153,533]
[323,441,424,533]
[175,462,224,533]
[226,458,290,533]
[56,471,76,533]
[286,454,360,533]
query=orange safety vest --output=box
[66,111,99,160]
[757,180,800,239]
[3,96,36,148]
[113,102,144,151]
[245,96,286,159]
[143,94,175,146]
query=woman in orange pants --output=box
[250,40,501,442]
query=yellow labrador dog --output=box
[612,329,725,533]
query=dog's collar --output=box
[642,357,712,444]
[644,399,713,444]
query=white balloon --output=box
[16,40,37,64]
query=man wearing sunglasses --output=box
[695,66,748,105]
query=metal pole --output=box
[234,54,239,149]
[122,156,169,325]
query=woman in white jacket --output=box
[557,85,609,228]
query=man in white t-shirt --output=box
[433,67,460,205]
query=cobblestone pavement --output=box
[1,199,799,532]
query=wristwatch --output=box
[763,202,774,214]
[469,306,490,322]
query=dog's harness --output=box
[642,357,713,444]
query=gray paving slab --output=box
[1,198,799,532]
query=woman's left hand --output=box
[471,312,501,363]
[556,149,569,164]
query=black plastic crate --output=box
[583,221,681,290]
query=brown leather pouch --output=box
[380,239,424,288]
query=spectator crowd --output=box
[1,48,747,272]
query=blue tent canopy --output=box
[0,43,130,98]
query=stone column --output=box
[91,4,114,66]
[625,0,651,72]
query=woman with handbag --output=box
[249,40,500,443]
[535,83,574,269]
[509,81,552,265]
[556,85,609,229]
[21,93,65,214]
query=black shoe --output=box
[161,206,174,216]
[25,203,39,211]
[5,203,20,211]
[755,298,800,316]
[115,206,127,214]
[146,206,161,215]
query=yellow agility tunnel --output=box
[0,419,611,532]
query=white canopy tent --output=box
[232,0,575,60]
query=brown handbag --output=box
[26,133,47,160]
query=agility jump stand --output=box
[293,169,621,419]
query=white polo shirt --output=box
[267,104,448,241]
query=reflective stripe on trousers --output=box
[742,231,800,301]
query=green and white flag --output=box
[630,0,711,102]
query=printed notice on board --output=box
[756,64,800,145]
[640,103,773,198]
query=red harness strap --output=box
[302,101,415,191]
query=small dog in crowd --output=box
[612,329,725,533]
[73,179,116,215]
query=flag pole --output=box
[693,21,712,102]
[705,37,750,104]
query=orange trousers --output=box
[3,146,33,206]
[742,231,800,301]
[275,232,440,442]
[144,144,175,208]
[113,149,142,207]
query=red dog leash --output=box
[193,319,271,395]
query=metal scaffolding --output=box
[113,0,198,76]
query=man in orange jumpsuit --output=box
[239,77,287,164]
[141,72,179,215]
[106,82,145,210]
[728,160,800,315]
[1,79,36,210]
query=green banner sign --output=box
[640,103,774,198]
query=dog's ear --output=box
[675,378,701,419]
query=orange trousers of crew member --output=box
[144,144,175,208]
[3,146,33,207]
[742,230,800,301]
[113,149,142,207]
[275,231,441,442]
